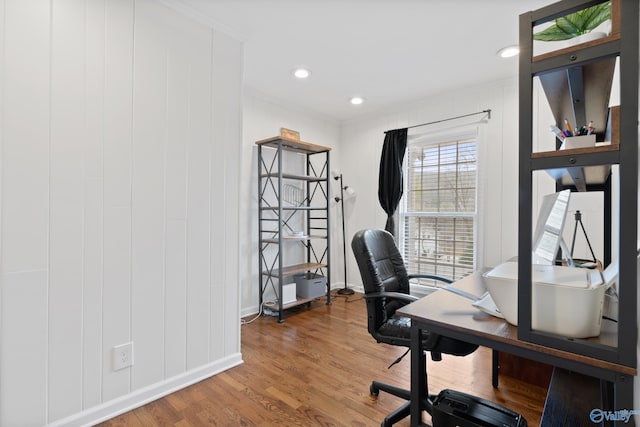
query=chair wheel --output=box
[381,421,390,427]
[370,384,379,397]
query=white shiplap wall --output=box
[0,0,242,426]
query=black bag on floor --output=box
[432,389,527,427]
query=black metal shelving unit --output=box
[518,0,638,369]
[256,136,331,322]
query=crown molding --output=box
[155,0,248,41]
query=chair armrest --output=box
[408,275,480,301]
[364,291,419,304]
[407,274,453,284]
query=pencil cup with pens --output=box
[550,118,596,150]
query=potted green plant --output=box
[533,2,611,42]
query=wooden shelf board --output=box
[260,206,327,211]
[532,32,620,63]
[260,172,327,182]
[261,234,327,243]
[262,262,327,277]
[305,234,327,239]
[256,136,331,154]
[265,296,322,312]
[531,143,619,159]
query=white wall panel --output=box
[163,25,190,380]
[0,0,5,420]
[212,31,243,357]
[0,1,50,426]
[103,0,134,210]
[82,0,106,410]
[48,0,86,420]
[164,219,187,377]
[2,277,47,427]
[480,88,507,266]
[131,0,168,390]
[186,28,212,370]
[474,83,520,267]
[1,0,50,274]
[102,207,132,402]
[164,48,189,222]
[83,175,104,409]
[1,272,48,427]
[498,85,520,264]
[210,36,227,359]
[101,0,134,405]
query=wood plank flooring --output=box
[96,293,548,426]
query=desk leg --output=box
[492,349,499,388]
[614,374,635,427]
[410,325,426,427]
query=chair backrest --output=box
[351,229,411,334]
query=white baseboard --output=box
[242,305,261,318]
[47,353,243,427]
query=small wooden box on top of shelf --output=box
[256,134,331,322]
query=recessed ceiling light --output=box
[497,45,520,58]
[293,68,310,79]
[350,96,364,105]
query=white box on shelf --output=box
[282,283,297,305]
[262,282,297,305]
[560,134,596,150]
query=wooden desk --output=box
[397,271,636,426]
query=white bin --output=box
[482,262,606,338]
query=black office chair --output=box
[351,229,478,427]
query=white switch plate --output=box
[113,342,134,371]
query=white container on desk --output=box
[482,261,606,339]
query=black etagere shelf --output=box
[518,0,638,369]
[256,136,332,322]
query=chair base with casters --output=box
[351,229,479,427]
[370,377,439,427]
[370,381,411,427]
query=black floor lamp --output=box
[333,172,355,295]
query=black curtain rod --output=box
[384,109,491,134]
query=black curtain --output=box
[378,128,408,236]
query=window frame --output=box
[399,128,480,282]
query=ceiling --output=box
[175,0,553,122]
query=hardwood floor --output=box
[97,293,548,426]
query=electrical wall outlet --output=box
[112,342,134,371]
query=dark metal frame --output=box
[408,319,634,426]
[518,0,638,367]
[400,269,635,426]
[257,139,331,322]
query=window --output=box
[400,135,477,282]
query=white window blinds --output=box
[401,137,477,281]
